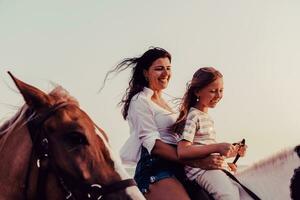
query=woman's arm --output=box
[128,96,162,154]
[151,139,180,161]
[129,95,224,169]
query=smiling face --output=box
[143,57,171,92]
[195,77,224,112]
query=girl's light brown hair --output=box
[172,67,223,134]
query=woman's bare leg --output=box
[144,178,190,200]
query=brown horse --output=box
[0,72,145,200]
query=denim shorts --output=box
[134,146,186,193]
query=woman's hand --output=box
[184,154,225,170]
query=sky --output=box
[1,0,300,165]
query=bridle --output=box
[25,102,136,200]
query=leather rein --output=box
[25,102,136,200]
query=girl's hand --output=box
[237,144,247,157]
[227,162,237,173]
[218,143,236,157]
[185,154,225,169]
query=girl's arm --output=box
[177,140,235,159]
[152,139,224,169]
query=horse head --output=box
[295,145,300,157]
[290,145,300,200]
[2,72,144,200]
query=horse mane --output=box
[238,146,295,175]
[0,86,78,137]
[0,105,29,137]
[48,85,79,106]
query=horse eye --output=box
[64,132,88,149]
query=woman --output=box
[104,47,224,200]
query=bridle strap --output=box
[34,102,70,125]
[87,179,137,199]
[25,102,70,200]
[36,158,49,200]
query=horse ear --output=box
[8,71,52,110]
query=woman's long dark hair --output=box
[101,47,171,120]
[172,67,223,134]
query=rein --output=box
[222,169,261,200]
[225,139,261,200]
[25,102,136,200]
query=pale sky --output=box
[1,0,300,165]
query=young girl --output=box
[173,67,246,200]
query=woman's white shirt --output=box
[119,87,178,165]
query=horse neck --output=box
[0,106,33,200]
[236,148,300,199]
